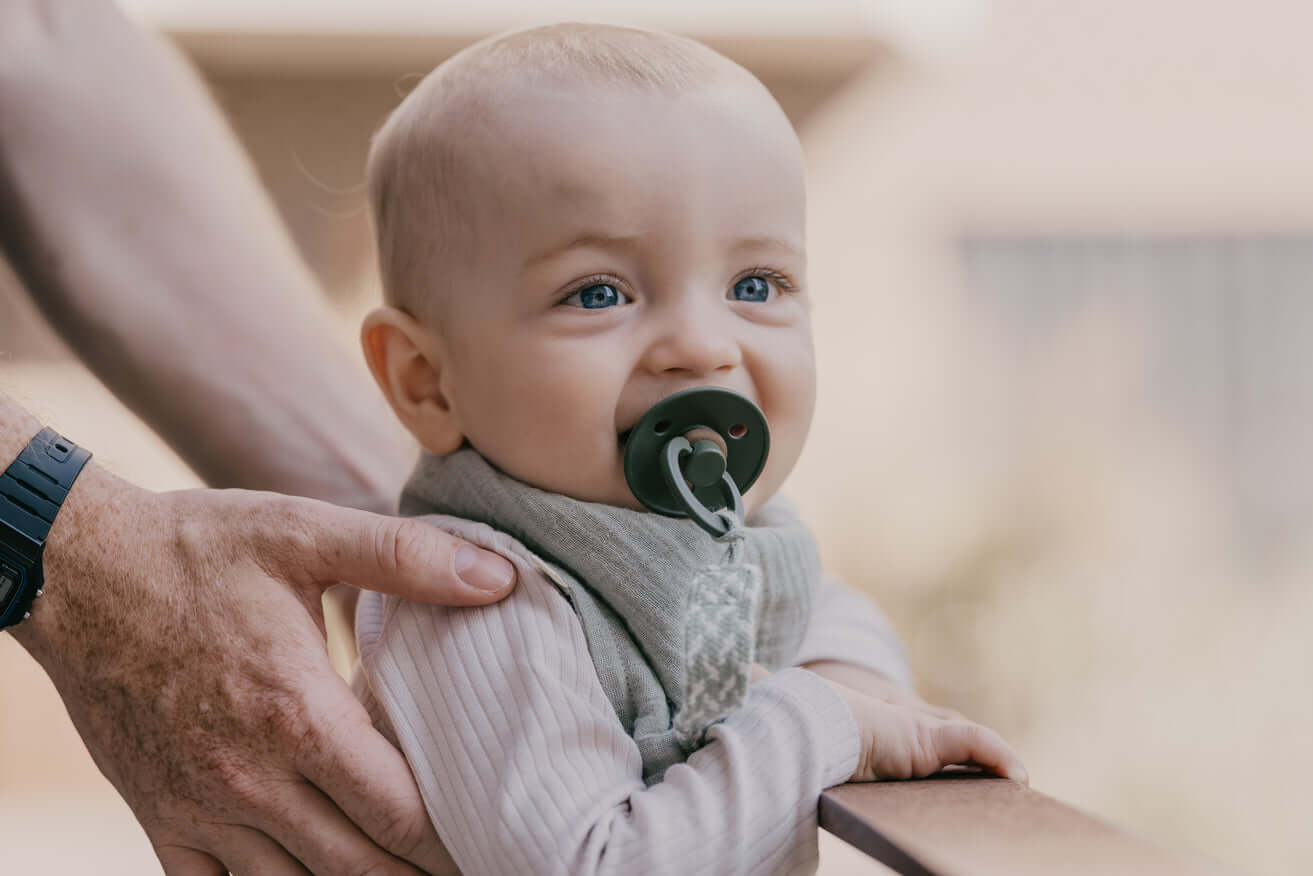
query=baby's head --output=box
[363,23,814,516]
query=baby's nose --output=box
[642,311,742,377]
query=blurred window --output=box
[961,234,1313,563]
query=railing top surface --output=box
[820,773,1230,876]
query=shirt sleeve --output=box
[354,526,860,876]
[791,573,916,688]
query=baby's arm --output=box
[356,551,861,876]
[793,573,915,688]
[794,573,944,704]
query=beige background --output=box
[3,1,1311,873]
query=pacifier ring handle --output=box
[660,437,744,538]
[623,386,769,522]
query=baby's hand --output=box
[826,680,1028,785]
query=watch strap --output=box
[0,428,92,550]
[0,428,91,629]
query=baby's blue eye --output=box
[563,283,630,309]
[730,276,773,303]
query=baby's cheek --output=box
[746,329,816,427]
[754,372,816,505]
[765,357,817,447]
[467,386,618,492]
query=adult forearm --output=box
[0,393,40,476]
[0,1,407,510]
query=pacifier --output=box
[622,387,770,537]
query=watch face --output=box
[0,564,18,606]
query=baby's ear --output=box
[361,306,465,455]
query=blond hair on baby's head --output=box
[366,22,767,320]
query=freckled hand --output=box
[14,464,515,876]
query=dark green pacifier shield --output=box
[623,387,770,517]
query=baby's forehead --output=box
[438,65,783,144]
[442,74,801,192]
[475,83,800,221]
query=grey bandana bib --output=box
[401,449,821,783]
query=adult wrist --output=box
[7,458,135,664]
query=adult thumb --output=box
[281,498,516,605]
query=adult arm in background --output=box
[0,3,519,874]
[0,0,403,513]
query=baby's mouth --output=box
[617,428,633,449]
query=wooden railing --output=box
[819,772,1229,875]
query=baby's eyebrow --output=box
[727,235,805,258]
[523,232,643,269]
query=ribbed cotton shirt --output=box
[354,516,912,876]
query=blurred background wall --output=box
[2,1,1310,873]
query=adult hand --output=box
[13,461,516,875]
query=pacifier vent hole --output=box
[654,420,671,435]
[728,424,748,439]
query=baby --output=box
[353,22,1025,875]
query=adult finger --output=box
[296,699,456,873]
[273,497,516,605]
[155,845,226,876]
[205,824,313,876]
[932,722,1030,785]
[250,778,430,876]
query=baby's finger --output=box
[932,722,1029,785]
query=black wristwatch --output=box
[0,428,92,630]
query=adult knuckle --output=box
[288,699,351,768]
[374,518,430,579]
[172,512,209,564]
[372,797,431,861]
[265,691,315,747]
[345,861,408,876]
[224,684,308,765]
[170,493,228,567]
[371,522,401,576]
[251,496,320,574]
[271,497,316,549]
[211,756,264,810]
